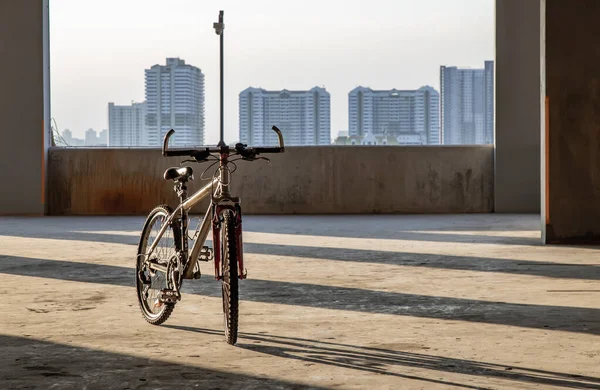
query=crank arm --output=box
[147,261,168,274]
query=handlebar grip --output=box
[162,149,211,161]
[271,126,285,152]
[254,147,283,154]
[165,149,199,157]
[162,129,175,157]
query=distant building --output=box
[71,138,85,147]
[98,129,108,146]
[85,128,98,146]
[440,61,494,145]
[108,102,147,147]
[61,129,72,145]
[145,58,205,147]
[348,86,440,145]
[333,130,350,145]
[239,87,331,146]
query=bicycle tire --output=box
[136,205,182,325]
[221,209,239,345]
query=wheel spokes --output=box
[142,215,176,315]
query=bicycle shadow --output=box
[0,333,321,389]
[165,325,600,390]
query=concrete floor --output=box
[1,214,599,389]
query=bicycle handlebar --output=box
[162,126,285,159]
[270,126,285,152]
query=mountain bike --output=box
[135,126,284,345]
[135,10,285,345]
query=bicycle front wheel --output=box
[220,209,239,345]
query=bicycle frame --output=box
[144,153,246,281]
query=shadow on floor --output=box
[0,227,544,246]
[0,214,544,246]
[167,325,600,390]
[1,226,598,281]
[0,334,320,389]
[3,212,598,249]
[239,214,542,236]
[2,214,598,248]
[6,224,600,252]
[241,242,600,280]
[2,256,600,335]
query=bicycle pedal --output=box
[192,270,201,279]
[198,246,213,262]
[158,289,180,304]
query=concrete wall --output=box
[542,0,600,243]
[0,0,50,215]
[494,0,541,213]
[47,146,494,215]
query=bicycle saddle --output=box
[163,166,193,181]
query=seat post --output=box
[175,180,189,253]
[175,181,188,204]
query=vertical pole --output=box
[216,11,225,147]
[43,0,51,212]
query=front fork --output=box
[212,203,246,281]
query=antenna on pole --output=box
[214,10,225,147]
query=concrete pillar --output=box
[494,0,541,213]
[542,0,600,244]
[0,0,50,215]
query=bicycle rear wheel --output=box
[136,205,182,325]
[220,209,239,345]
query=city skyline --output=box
[107,58,205,148]
[59,128,107,147]
[61,61,494,147]
[59,58,493,147]
[49,0,494,144]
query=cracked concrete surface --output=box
[0,214,599,389]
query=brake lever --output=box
[240,155,269,162]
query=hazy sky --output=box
[50,0,494,144]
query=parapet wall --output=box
[47,146,494,215]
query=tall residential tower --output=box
[145,58,205,147]
[440,61,494,145]
[348,86,440,145]
[239,87,331,146]
[108,102,147,147]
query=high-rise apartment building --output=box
[348,86,440,145]
[85,128,98,146]
[440,61,494,145]
[61,129,72,145]
[108,102,147,147]
[145,58,205,147]
[98,129,108,146]
[239,87,331,146]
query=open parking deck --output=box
[1,215,599,389]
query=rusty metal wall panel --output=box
[47,146,494,215]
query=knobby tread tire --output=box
[222,210,239,345]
